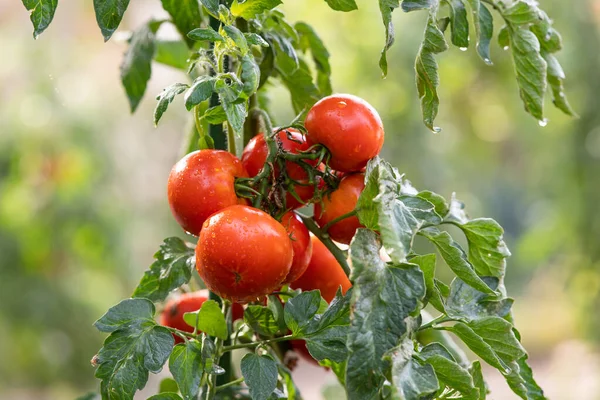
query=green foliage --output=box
[240,354,279,400]
[93,0,131,41]
[21,0,57,38]
[183,300,228,340]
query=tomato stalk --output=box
[215,377,244,392]
[299,215,352,277]
[220,334,295,352]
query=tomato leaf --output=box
[295,22,332,95]
[244,305,281,336]
[420,343,478,397]
[504,355,546,400]
[502,1,543,25]
[411,254,446,313]
[474,2,494,64]
[278,58,321,114]
[169,339,221,400]
[160,0,202,47]
[446,276,513,321]
[245,33,270,47]
[284,290,321,335]
[93,299,174,400]
[188,27,225,42]
[183,300,228,340]
[448,322,508,372]
[148,393,184,400]
[132,237,195,302]
[387,338,440,400]
[324,0,358,12]
[377,0,400,77]
[223,25,249,54]
[155,40,190,70]
[401,0,436,12]
[231,0,283,20]
[469,361,487,400]
[158,377,179,393]
[154,83,189,126]
[93,0,131,41]
[241,54,261,98]
[121,22,157,112]
[21,0,58,39]
[185,76,217,111]
[447,0,469,49]
[240,354,279,400]
[346,229,426,399]
[203,105,228,124]
[469,317,526,363]
[543,51,576,117]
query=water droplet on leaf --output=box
[459,47,468,52]
[538,119,548,127]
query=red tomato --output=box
[160,290,244,343]
[291,234,351,303]
[280,212,313,284]
[315,173,365,245]
[168,150,248,236]
[196,205,293,303]
[241,129,315,209]
[305,94,384,172]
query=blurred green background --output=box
[2,1,600,399]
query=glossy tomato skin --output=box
[315,173,365,245]
[160,291,244,343]
[168,150,248,236]
[291,234,351,303]
[280,212,313,284]
[241,129,315,209]
[196,205,293,303]
[305,94,384,172]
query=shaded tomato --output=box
[305,94,384,172]
[196,205,293,303]
[315,173,365,245]
[168,150,248,236]
[241,129,316,209]
[280,212,313,284]
[160,290,244,343]
[291,234,351,303]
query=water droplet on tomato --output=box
[337,101,347,108]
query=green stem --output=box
[243,94,259,146]
[300,216,351,278]
[166,326,199,339]
[216,377,244,392]
[205,301,230,400]
[221,334,294,352]
[418,315,452,331]
[208,14,226,151]
[226,122,237,155]
[320,210,358,233]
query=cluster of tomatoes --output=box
[162,94,384,347]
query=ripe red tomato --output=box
[196,205,293,303]
[280,212,313,284]
[241,129,315,209]
[291,234,352,303]
[305,94,384,172]
[160,290,244,343]
[315,173,365,245]
[168,150,248,236]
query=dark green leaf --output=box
[378,0,401,77]
[504,356,546,400]
[469,361,487,399]
[416,318,470,366]
[22,0,57,38]
[161,0,202,47]
[169,341,205,400]
[155,40,190,70]
[183,300,228,340]
[94,298,155,332]
[346,229,426,399]
[267,33,299,73]
[223,25,249,54]
[154,83,189,126]
[295,22,332,95]
[245,33,270,47]
[159,377,179,393]
[325,0,358,11]
[241,54,260,98]
[132,237,195,301]
[401,0,435,12]
[121,23,156,112]
[419,228,495,295]
[508,27,547,121]
[503,1,543,25]
[448,322,507,372]
[469,317,526,363]
[415,15,449,132]
[231,0,283,19]
[411,254,446,313]
[94,0,131,41]
[284,290,321,335]
[277,58,321,114]
[219,92,248,136]
[188,27,225,42]
[244,305,281,336]
[447,0,469,49]
[387,339,439,400]
[148,394,184,400]
[185,76,217,111]
[305,325,349,363]
[531,10,562,54]
[420,343,478,397]
[446,277,513,321]
[476,3,493,64]
[203,105,228,124]
[543,51,576,117]
[240,354,279,400]
[417,190,449,217]
[267,294,288,332]
[498,25,509,49]
[200,0,220,18]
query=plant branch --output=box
[300,216,351,277]
[418,315,453,331]
[216,377,244,392]
[221,334,294,352]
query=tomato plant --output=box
[21,0,574,399]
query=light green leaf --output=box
[203,105,227,124]
[469,361,487,399]
[504,355,546,400]
[155,40,190,70]
[158,377,179,393]
[184,76,217,111]
[448,322,508,372]
[160,0,202,47]
[148,393,184,400]
[183,300,228,340]
[411,254,446,313]
[402,0,435,12]
[240,354,279,400]
[469,317,526,363]
[241,54,260,98]
[154,84,189,126]
[231,0,283,19]
[94,298,155,332]
[244,305,281,336]
[447,0,469,49]
[169,340,215,400]
[296,22,332,95]
[245,32,270,47]
[200,0,219,18]
[223,25,249,54]
[93,0,131,41]
[503,1,543,25]
[420,343,478,397]
[187,27,225,42]
[543,51,576,117]
[121,22,157,112]
[378,0,401,77]
[22,0,58,38]
[325,0,358,11]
